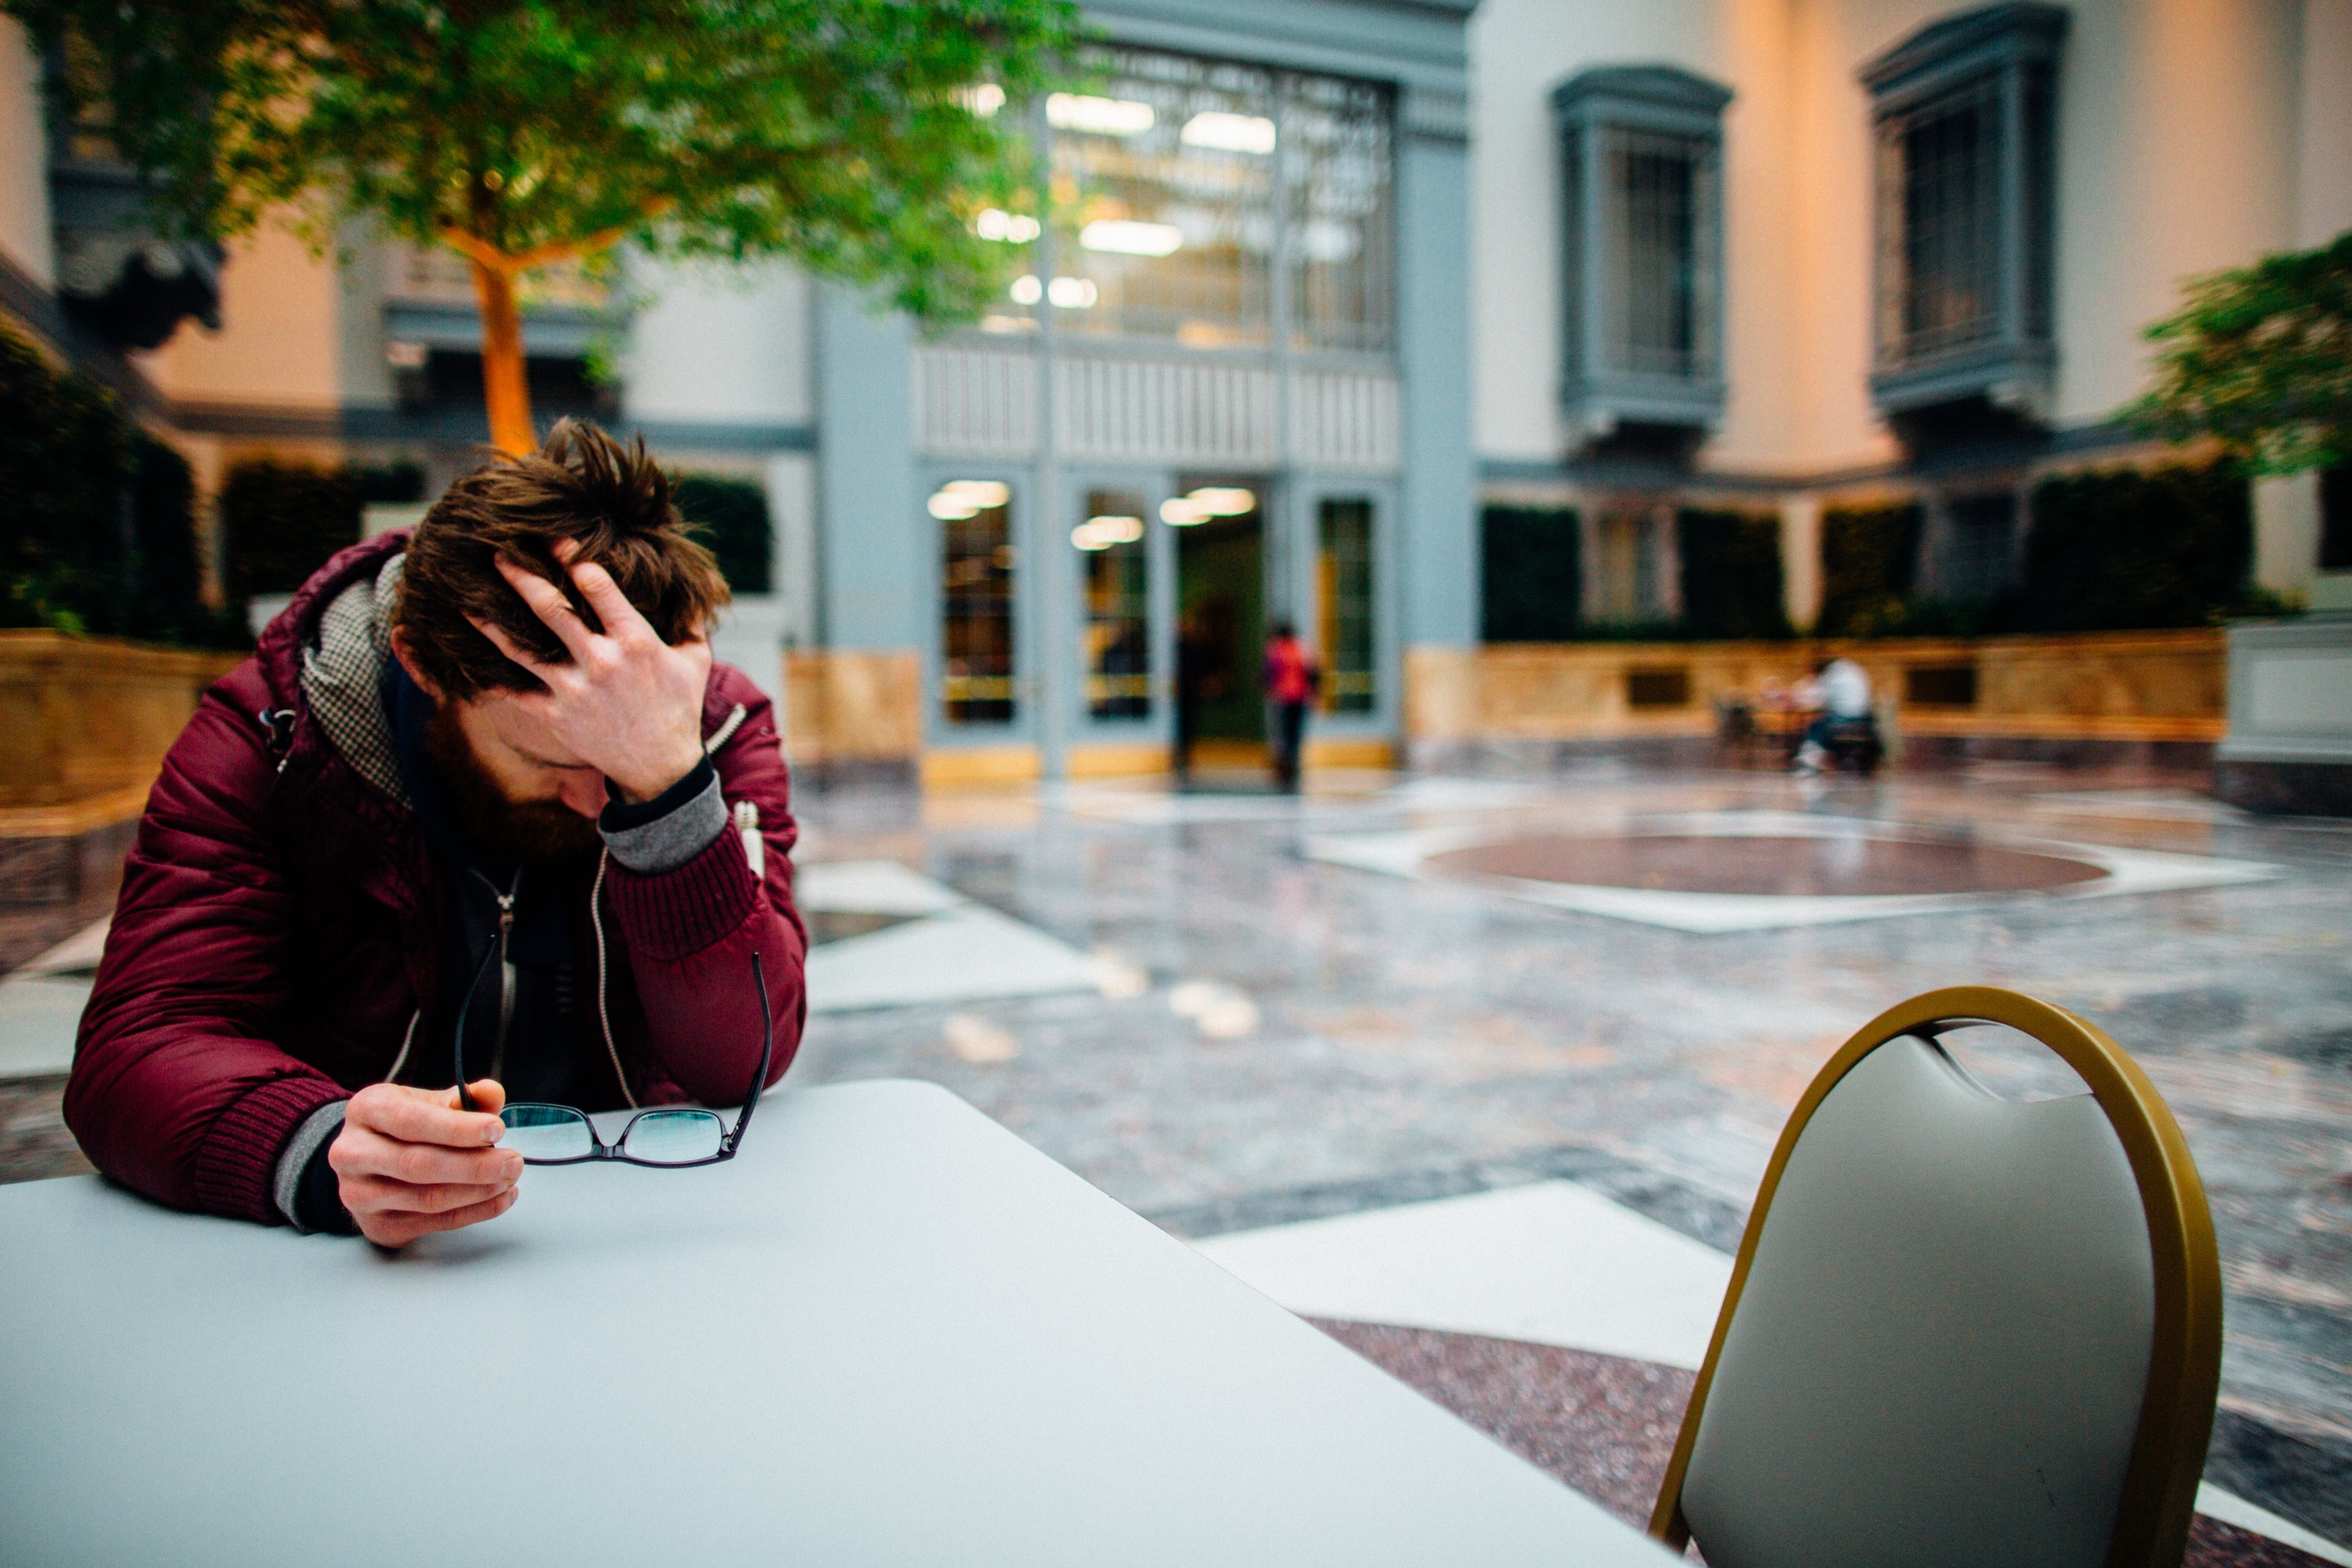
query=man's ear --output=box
[389,628,442,702]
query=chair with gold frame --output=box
[1648,986,2222,1568]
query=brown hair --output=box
[394,418,730,699]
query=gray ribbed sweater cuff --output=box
[599,765,728,873]
[273,1100,348,1232]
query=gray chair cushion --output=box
[1680,1035,2156,1568]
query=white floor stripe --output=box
[1196,1179,2349,1560]
[0,976,90,1080]
[2197,1482,2352,1564]
[804,904,1104,1013]
[1192,1180,1734,1370]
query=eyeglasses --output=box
[455,950,773,1168]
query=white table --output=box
[0,1080,1677,1566]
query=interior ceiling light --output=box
[1046,276,1098,309]
[1185,487,1257,516]
[960,83,1007,117]
[1047,93,1156,136]
[975,208,1041,243]
[927,492,981,521]
[1080,219,1183,257]
[1009,274,1043,305]
[943,479,1011,508]
[1179,111,1277,154]
[1071,514,1145,550]
[1159,497,1206,526]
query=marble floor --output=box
[777,764,2352,1551]
[7,760,2350,1552]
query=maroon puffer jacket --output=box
[65,532,808,1225]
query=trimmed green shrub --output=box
[1677,509,1790,639]
[673,474,772,595]
[2016,461,2252,630]
[1816,504,1922,637]
[221,460,362,599]
[0,327,131,635]
[350,461,426,506]
[1481,506,1580,642]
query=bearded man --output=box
[65,420,808,1247]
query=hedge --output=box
[1677,509,1790,639]
[1480,506,1580,641]
[221,460,364,599]
[0,323,233,645]
[2015,461,2252,631]
[673,474,773,595]
[1816,503,1922,638]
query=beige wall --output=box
[136,225,348,410]
[2299,0,2352,246]
[1472,0,2333,478]
[0,19,51,289]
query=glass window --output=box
[1942,492,2019,599]
[1285,74,1395,354]
[1552,67,1730,438]
[1316,498,1375,714]
[1606,128,1713,377]
[1861,4,2067,411]
[1076,489,1151,720]
[934,480,1017,724]
[1031,48,1392,353]
[1876,75,2002,363]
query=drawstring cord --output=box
[590,848,638,1110]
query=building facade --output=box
[2,0,2345,782]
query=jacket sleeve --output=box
[65,672,348,1224]
[596,672,808,1107]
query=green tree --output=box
[2133,229,2352,476]
[11,0,1075,456]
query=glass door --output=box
[1066,471,1174,751]
[926,469,1033,746]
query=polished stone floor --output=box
[7,760,2350,1551]
[777,764,2352,1548]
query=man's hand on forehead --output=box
[471,539,713,803]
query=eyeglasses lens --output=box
[500,1105,595,1163]
[620,1109,726,1166]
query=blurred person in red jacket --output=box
[1261,621,1321,794]
[66,420,808,1248]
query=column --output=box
[1396,82,1478,764]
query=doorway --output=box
[1174,489,1266,752]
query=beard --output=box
[423,707,604,866]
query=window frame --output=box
[1551,65,1732,445]
[1861,2,2069,421]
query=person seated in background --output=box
[1793,655,1879,774]
[66,420,808,1248]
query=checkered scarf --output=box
[299,554,410,806]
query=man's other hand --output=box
[471,540,711,803]
[329,1080,521,1249]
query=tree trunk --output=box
[468,258,535,457]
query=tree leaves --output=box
[8,0,1077,320]
[2132,229,2352,477]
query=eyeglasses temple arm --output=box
[724,951,773,1154]
[452,933,502,1113]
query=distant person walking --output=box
[1262,621,1321,794]
[1174,612,1215,784]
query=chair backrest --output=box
[1649,987,2221,1568]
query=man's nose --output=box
[559,773,606,820]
